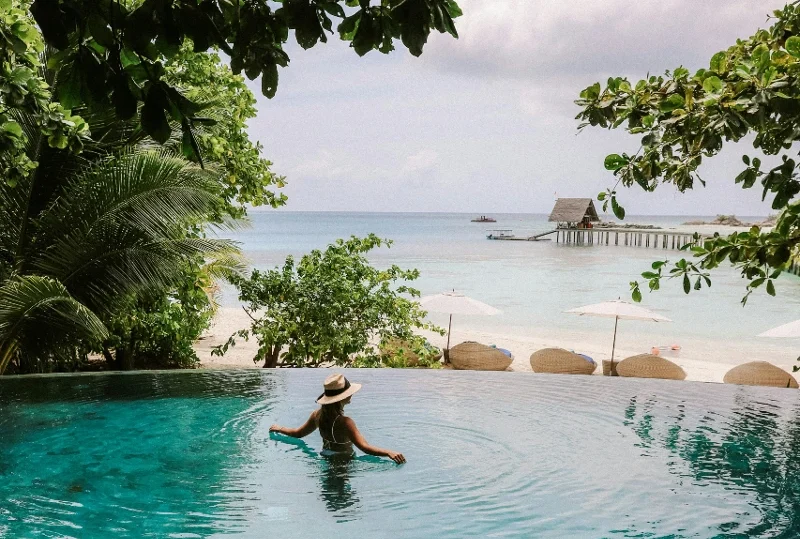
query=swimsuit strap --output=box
[330,415,340,444]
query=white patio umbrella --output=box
[565,299,672,371]
[758,319,800,338]
[419,291,500,360]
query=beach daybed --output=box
[615,354,686,380]
[723,361,799,388]
[449,342,513,371]
[529,348,596,375]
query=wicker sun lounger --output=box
[615,354,686,380]
[449,342,513,371]
[723,361,799,388]
[529,348,596,375]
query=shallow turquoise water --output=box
[221,211,800,365]
[2,370,800,538]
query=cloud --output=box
[247,1,785,214]
[289,149,352,180]
[424,0,782,79]
[401,149,439,174]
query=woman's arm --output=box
[270,411,318,438]
[342,417,406,464]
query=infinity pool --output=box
[1,370,799,538]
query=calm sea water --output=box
[220,211,800,364]
[1,369,799,538]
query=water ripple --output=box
[2,369,800,537]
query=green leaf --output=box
[766,280,776,296]
[642,271,659,279]
[786,36,800,58]
[445,1,463,18]
[1,121,23,137]
[120,48,141,68]
[261,63,279,99]
[710,51,727,72]
[632,287,642,303]
[580,82,601,101]
[57,66,83,110]
[702,76,723,94]
[659,94,685,112]
[88,14,115,47]
[141,90,171,143]
[48,133,69,149]
[750,277,766,288]
[610,197,625,220]
[112,75,137,120]
[682,274,690,294]
[604,154,628,171]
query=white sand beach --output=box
[195,307,798,384]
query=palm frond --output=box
[33,228,240,313]
[37,150,222,242]
[0,276,108,374]
[202,251,248,282]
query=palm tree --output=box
[0,138,237,374]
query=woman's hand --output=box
[269,424,284,434]
[386,451,406,464]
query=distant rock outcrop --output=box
[596,221,662,230]
[759,214,778,227]
[683,215,751,227]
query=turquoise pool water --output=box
[1,370,799,538]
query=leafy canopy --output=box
[575,2,800,305]
[27,0,462,159]
[214,234,442,367]
[0,0,89,187]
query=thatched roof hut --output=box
[548,198,599,226]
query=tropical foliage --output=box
[0,144,237,374]
[575,3,800,304]
[0,0,454,373]
[25,0,462,161]
[213,235,442,367]
[162,44,286,217]
[0,0,89,187]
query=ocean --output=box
[218,211,800,367]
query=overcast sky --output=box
[246,0,787,216]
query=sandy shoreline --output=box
[195,307,797,384]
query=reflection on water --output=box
[3,370,800,538]
[624,390,800,536]
[271,433,389,519]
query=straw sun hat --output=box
[316,374,362,404]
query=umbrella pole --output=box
[610,315,619,374]
[444,314,453,364]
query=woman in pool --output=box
[269,374,406,464]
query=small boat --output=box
[486,229,515,240]
[471,216,496,223]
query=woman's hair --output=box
[318,400,345,435]
[320,401,345,420]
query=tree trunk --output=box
[0,339,17,375]
[101,346,116,369]
[263,346,280,368]
[116,344,135,371]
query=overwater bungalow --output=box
[548,198,600,229]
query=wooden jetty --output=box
[545,199,700,249]
[485,199,701,250]
[486,227,696,248]
[554,227,698,249]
